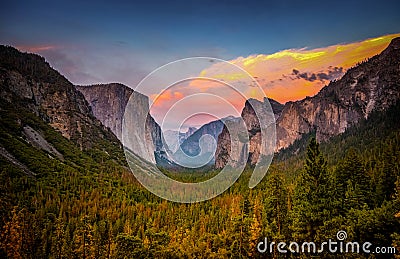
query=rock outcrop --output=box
[215,98,282,168]
[172,117,237,167]
[76,83,169,163]
[275,37,400,150]
[163,127,197,153]
[76,83,133,140]
[179,119,225,157]
[215,37,400,168]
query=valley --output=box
[0,37,399,258]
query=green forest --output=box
[1,95,400,258]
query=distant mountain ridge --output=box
[170,116,238,167]
[215,98,283,168]
[178,117,230,157]
[3,36,398,172]
[163,127,197,153]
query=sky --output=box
[1,0,399,130]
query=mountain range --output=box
[1,37,399,172]
[0,45,121,157]
[163,127,197,153]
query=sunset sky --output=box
[1,0,399,130]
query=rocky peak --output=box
[275,36,400,150]
[178,119,225,158]
[163,127,198,153]
[381,37,400,56]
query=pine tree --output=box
[115,233,144,259]
[391,177,400,258]
[73,215,94,258]
[291,138,332,242]
[264,172,288,239]
[248,211,261,257]
[0,207,23,258]
[51,214,65,259]
[334,149,371,212]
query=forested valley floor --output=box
[1,101,399,258]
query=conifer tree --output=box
[0,207,23,258]
[334,149,371,212]
[291,138,331,242]
[73,215,94,258]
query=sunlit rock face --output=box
[215,37,400,167]
[276,37,400,150]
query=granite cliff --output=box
[76,83,132,140]
[276,37,400,150]
[173,117,237,167]
[215,37,400,168]
[215,98,283,169]
[76,83,169,164]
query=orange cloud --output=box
[16,45,57,53]
[226,33,400,103]
[151,89,184,107]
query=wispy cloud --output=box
[16,45,58,53]
[225,33,400,103]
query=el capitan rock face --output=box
[215,37,400,168]
[76,83,169,163]
[76,83,133,140]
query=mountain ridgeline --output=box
[275,37,400,150]
[2,36,398,170]
[71,37,400,169]
[163,127,197,153]
[215,37,400,168]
